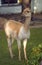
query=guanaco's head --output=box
[22,8,31,18]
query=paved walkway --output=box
[30,25,42,28]
[30,21,42,28]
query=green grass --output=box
[0,28,42,65]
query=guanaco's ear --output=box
[23,8,31,12]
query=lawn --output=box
[0,28,42,65]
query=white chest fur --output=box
[18,26,30,40]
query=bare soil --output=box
[0,14,42,29]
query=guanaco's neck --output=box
[24,17,31,32]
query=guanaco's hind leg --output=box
[17,39,21,61]
[7,36,14,58]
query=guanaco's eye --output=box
[27,11,29,13]
[27,10,31,13]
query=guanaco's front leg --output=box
[23,39,28,61]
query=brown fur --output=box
[8,20,23,35]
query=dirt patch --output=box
[0,14,42,29]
